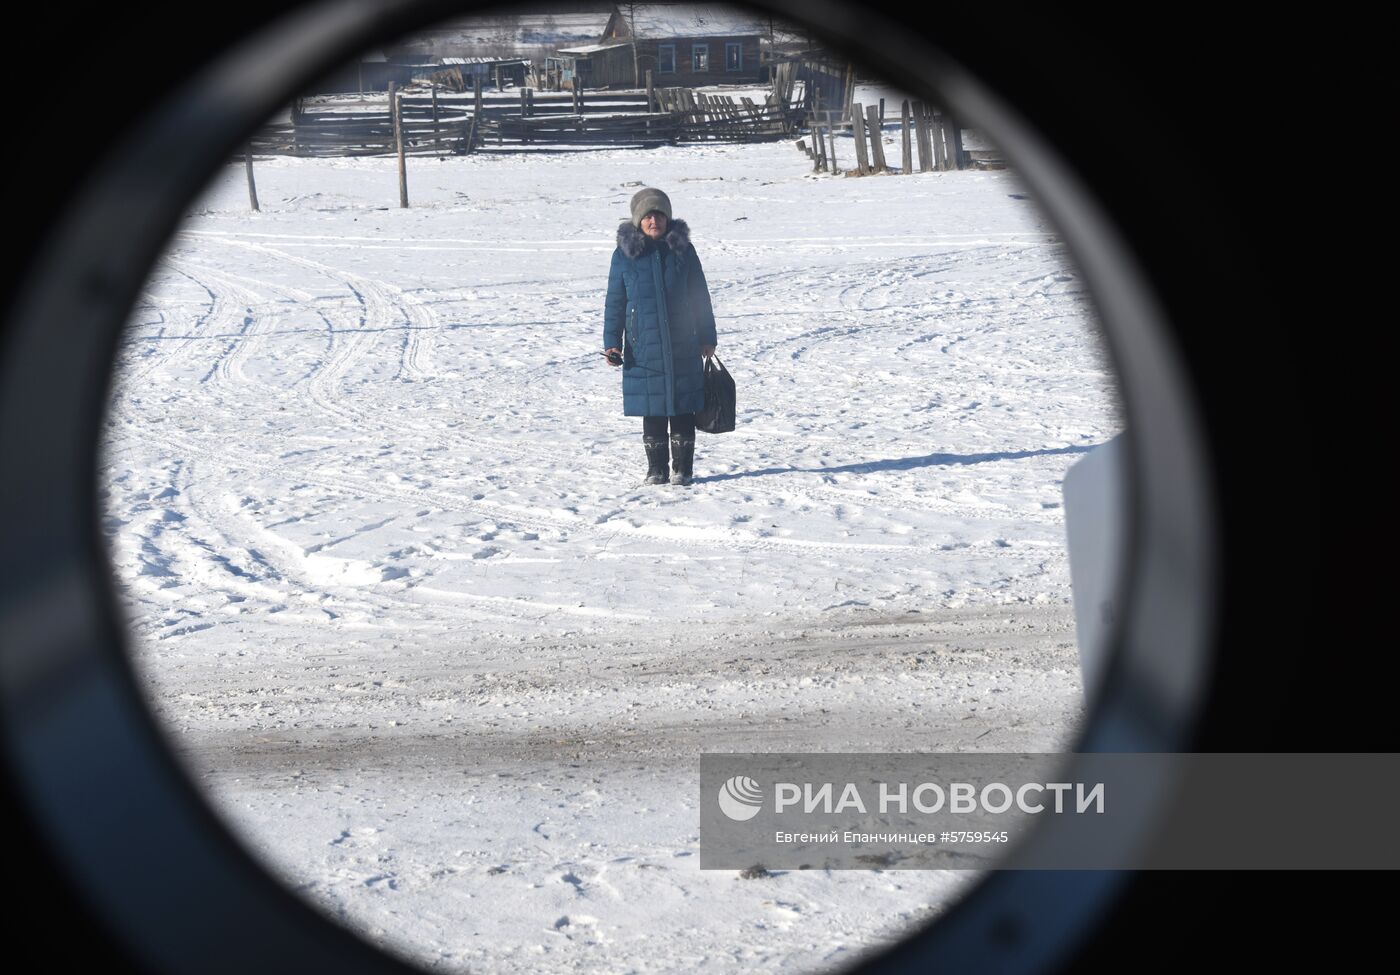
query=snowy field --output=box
[99,86,1121,974]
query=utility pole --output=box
[627,4,640,88]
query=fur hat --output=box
[629,187,672,228]
[617,217,692,258]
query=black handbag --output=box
[695,355,735,434]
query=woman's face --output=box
[641,211,668,239]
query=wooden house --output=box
[599,4,767,87]
[382,9,616,67]
[546,43,635,90]
[438,56,531,90]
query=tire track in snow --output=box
[108,234,1087,591]
[141,453,526,629]
[163,258,291,389]
[390,282,438,383]
[112,260,244,390]
[178,251,1047,540]
[184,233,439,395]
[175,235,411,432]
[117,416,987,566]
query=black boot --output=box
[643,435,670,484]
[670,434,695,486]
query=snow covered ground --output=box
[99,86,1120,973]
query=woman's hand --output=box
[604,347,622,366]
[700,345,716,359]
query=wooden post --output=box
[907,99,918,162]
[914,101,932,172]
[392,85,408,207]
[291,96,301,156]
[948,114,965,169]
[646,68,654,111]
[933,112,948,170]
[468,76,482,150]
[900,100,912,174]
[683,88,697,141]
[926,104,938,171]
[826,121,838,174]
[244,149,259,211]
[431,86,440,151]
[865,103,887,172]
[909,101,920,171]
[851,102,870,174]
[576,78,586,136]
[814,123,827,172]
[879,97,885,124]
[384,81,394,149]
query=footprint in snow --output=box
[553,914,597,931]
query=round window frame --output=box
[0,1,1218,972]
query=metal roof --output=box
[390,12,615,52]
[439,56,531,65]
[615,4,768,38]
[557,42,632,55]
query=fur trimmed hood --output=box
[617,218,692,259]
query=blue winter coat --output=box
[603,218,718,416]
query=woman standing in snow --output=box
[603,187,718,486]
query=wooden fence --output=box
[770,56,853,121]
[233,77,989,211]
[652,87,794,142]
[248,80,803,156]
[795,98,998,176]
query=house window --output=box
[726,42,742,71]
[658,43,675,74]
[692,44,709,72]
